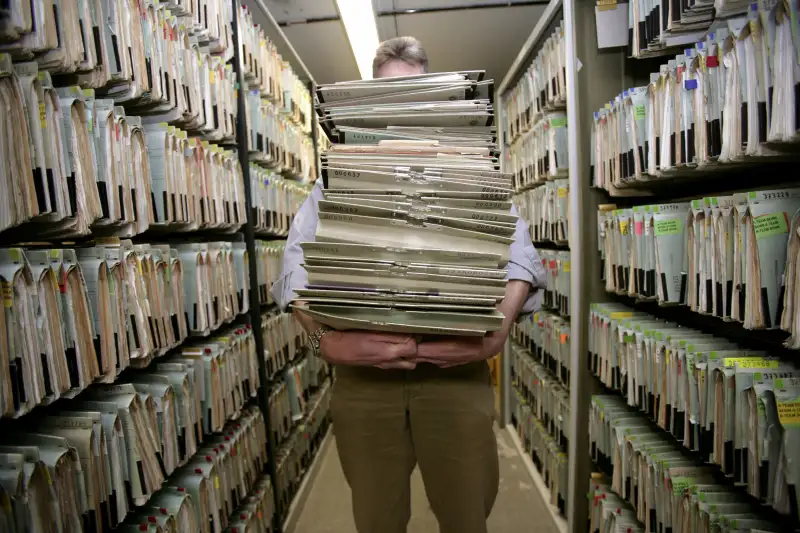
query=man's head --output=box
[372,36,429,79]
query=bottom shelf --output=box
[506,426,568,533]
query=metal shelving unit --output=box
[497,2,629,532]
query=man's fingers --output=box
[383,341,418,360]
[376,361,417,370]
[358,331,416,344]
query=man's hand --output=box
[414,280,532,367]
[319,330,418,370]
[415,329,505,367]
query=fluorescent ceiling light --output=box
[335,0,380,80]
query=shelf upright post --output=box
[563,0,591,530]
[231,1,282,530]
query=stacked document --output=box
[589,394,792,533]
[293,72,513,336]
[598,189,800,345]
[589,302,800,517]
[512,311,571,388]
[274,382,331,517]
[509,346,569,514]
[593,14,800,192]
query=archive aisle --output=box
[0,1,330,532]
[500,1,800,533]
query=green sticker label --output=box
[550,116,567,128]
[654,219,682,236]
[634,105,646,120]
[753,213,789,239]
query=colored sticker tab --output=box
[777,400,800,427]
[654,219,682,236]
[634,105,646,120]
[753,212,789,239]
[550,116,567,128]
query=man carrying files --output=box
[272,36,546,533]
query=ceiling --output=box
[242,0,547,86]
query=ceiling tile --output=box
[375,0,541,11]
[258,0,339,23]
[282,20,361,84]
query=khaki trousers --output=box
[331,361,499,533]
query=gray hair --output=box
[372,36,429,78]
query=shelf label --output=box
[753,212,789,239]
[654,219,682,236]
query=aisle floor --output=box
[290,427,562,533]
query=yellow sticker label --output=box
[214,476,220,489]
[777,400,800,427]
[563,261,571,273]
[558,187,567,198]
[610,312,633,319]
[210,71,216,84]
[619,220,629,235]
[39,102,46,129]
[724,358,779,369]
[2,281,12,308]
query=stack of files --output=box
[599,203,690,305]
[588,477,644,533]
[238,6,311,133]
[511,342,571,453]
[508,112,570,191]
[511,311,572,387]
[783,208,800,349]
[281,355,330,425]
[294,124,516,335]
[268,380,292,449]
[142,125,245,233]
[539,249,571,317]
[175,242,249,341]
[596,205,615,284]
[0,76,245,239]
[295,382,332,478]
[0,0,236,127]
[597,190,800,339]
[262,310,307,380]
[1,247,100,418]
[246,93,315,181]
[250,166,311,237]
[274,382,332,520]
[594,15,800,194]
[256,240,286,306]
[589,301,800,508]
[627,0,713,60]
[330,125,497,149]
[164,406,269,533]
[589,394,788,533]
[503,22,567,143]
[0,70,104,237]
[0,325,259,533]
[316,71,495,136]
[513,180,570,244]
[510,384,568,514]
[215,476,275,533]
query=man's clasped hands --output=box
[317,328,507,370]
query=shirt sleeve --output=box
[270,181,324,311]
[506,204,547,317]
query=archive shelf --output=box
[579,4,800,533]
[0,0,328,530]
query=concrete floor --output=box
[290,427,563,533]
